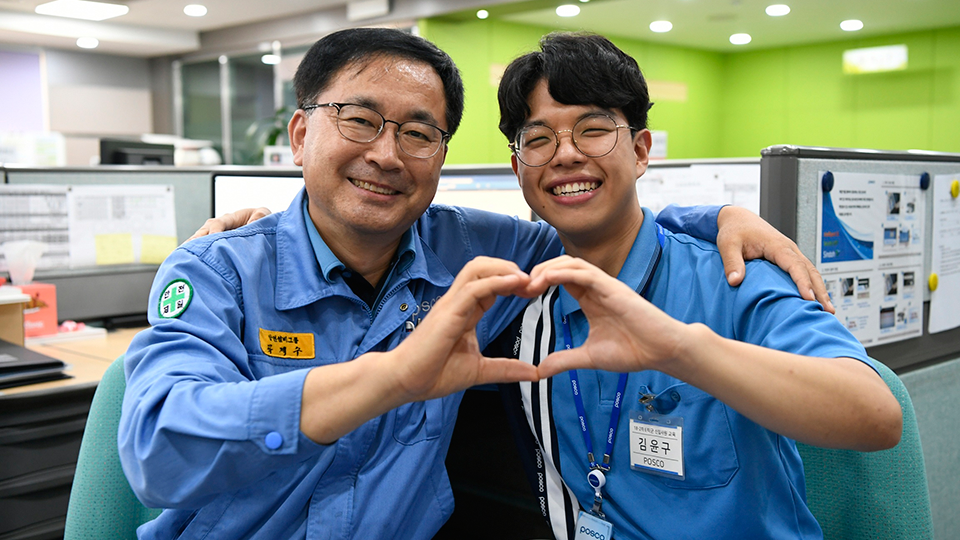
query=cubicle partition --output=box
[760,145,960,371]
[761,145,960,539]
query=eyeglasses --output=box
[302,102,450,159]
[509,114,635,167]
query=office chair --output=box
[797,360,934,540]
[63,356,161,540]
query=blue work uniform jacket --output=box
[119,189,718,539]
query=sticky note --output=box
[95,234,135,265]
[141,235,178,264]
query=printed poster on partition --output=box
[816,171,925,347]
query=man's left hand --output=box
[716,206,834,313]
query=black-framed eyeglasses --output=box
[302,102,450,159]
[509,114,636,167]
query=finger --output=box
[536,349,597,379]
[448,257,526,295]
[184,226,208,243]
[528,254,575,280]
[476,358,540,384]
[805,261,835,313]
[717,240,747,287]
[244,207,272,225]
[432,274,527,332]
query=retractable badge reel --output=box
[575,470,614,540]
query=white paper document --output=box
[67,185,177,268]
[928,174,960,334]
[817,171,925,346]
[0,184,71,271]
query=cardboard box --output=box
[0,289,29,346]
[20,283,57,338]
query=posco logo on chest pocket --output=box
[579,526,606,540]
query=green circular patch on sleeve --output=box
[158,279,194,319]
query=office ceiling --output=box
[0,0,959,57]
[497,0,960,52]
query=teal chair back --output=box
[797,360,934,540]
[64,356,161,539]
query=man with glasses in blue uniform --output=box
[489,32,902,540]
[120,28,832,539]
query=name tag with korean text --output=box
[259,329,315,359]
[629,411,684,480]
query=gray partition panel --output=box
[760,145,960,371]
[5,166,213,243]
[3,166,214,322]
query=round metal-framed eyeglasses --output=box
[509,114,635,167]
[302,102,450,159]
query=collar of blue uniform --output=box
[274,188,453,310]
[301,196,417,283]
[557,207,662,319]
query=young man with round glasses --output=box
[489,32,902,540]
[122,27,837,539]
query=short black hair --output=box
[294,27,465,136]
[498,32,652,142]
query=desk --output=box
[0,327,144,397]
[0,328,142,540]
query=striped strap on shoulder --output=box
[517,285,581,540]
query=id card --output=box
[575,510,613,540]
[629,410,684,480]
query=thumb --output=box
[537,348,593,379]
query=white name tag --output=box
[574,510,613,540]
[629,411,684,480]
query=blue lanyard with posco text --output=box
[561,223,666,474]
[563,317,627,472]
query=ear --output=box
[438,143,448,166]
[633,129,652,178]
[289,110,308,166]
[510,153,520,186]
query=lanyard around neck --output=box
[559,222,666,473]
[563,317,627,472]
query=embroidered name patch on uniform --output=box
[259,329,315,359]
[159,279,193,319]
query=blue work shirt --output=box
[502,208,875,540]
[119,190,719,540]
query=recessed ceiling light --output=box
[841,19,864,31]
[76,37,99,49]
[36,0,128,21]
[765,4,790,17]
[730,33,752,45]
[556,4,580,17]
[476,9,489,19]
[261,54,281,65]
[649,20,673,33]
[183,4,207,17]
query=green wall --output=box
[420,19,960,163]
[420,18,725,164]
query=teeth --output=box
[552,181,599,196]
[351,179,398,195]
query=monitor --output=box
[99,138,175,166]
[212,171,306,217]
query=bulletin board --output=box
[760,145,960,371]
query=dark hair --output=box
[498,32,652,142]
[294,28,465,136]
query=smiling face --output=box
[512,79,650,249]
[289,55,448,246]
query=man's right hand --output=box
[299,256,539,444]
[186,207,272,242]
